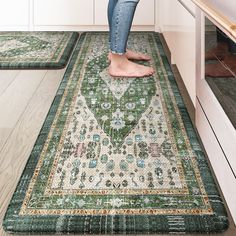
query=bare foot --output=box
[125,49,151,61]
[109,54,154,78]
[205,42,229,61]
[108,49,151,61]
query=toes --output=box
[144,56,151,61]
[143,68,154,77]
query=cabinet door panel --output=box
[160,0,196,105]
[0,0,29,25]
[34,0,93,25]
[94,0,155,25]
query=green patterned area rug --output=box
[3,32,229,234]
[0,31,78,69]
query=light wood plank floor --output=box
[0,68,235,236]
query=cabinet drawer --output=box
[0,0,29,26]
[34,0,93,25]
[197,78,236,175]
[196,99,236,224]
[94,0,155,26]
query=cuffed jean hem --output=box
[110,49,126,55]
[108,0,139,56]
[109,42,126,55]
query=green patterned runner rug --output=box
[0,31,78,69]
[3,32,229,234]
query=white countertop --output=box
[192,0,236,40]
[208,0,236,23]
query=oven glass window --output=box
[205,17,236,128]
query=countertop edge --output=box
[191,0,236,40]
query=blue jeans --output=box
[108,0,140,54]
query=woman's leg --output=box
[108,0,150,61]
[110,0,139,54]
[108,0,154,77]
[107,0,118,44]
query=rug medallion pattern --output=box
[0,31,78,69]
[3,32,228,234]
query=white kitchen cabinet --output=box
[160,0,196,106]
[0,0,156,31]
[94,0,155,26]
[196,98,236,224]
[195,7,236,224]
[0,0,29,28]
[34,0,94,26]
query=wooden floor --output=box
[0,68,235,236]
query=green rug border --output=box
[0,31,79,70]
[2,32,229,234]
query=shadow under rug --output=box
[3,32,229,234]
[0,31,78,69]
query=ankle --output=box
[110,52,126,59]
[110,53,128,66]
